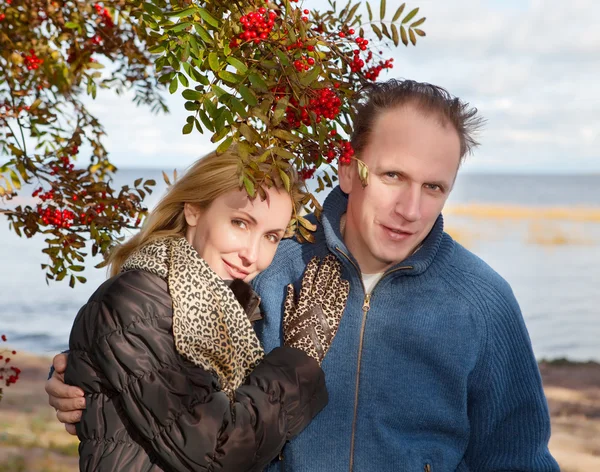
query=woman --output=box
[64,147,349,471]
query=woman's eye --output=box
[266,233,280,244]
[232,219,247,229]
[385,172,398,179]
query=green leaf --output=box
[182,122,193,134]
[275,49,291,67]
[279,169,291,192]
[272,97,289,126]
[167,6,197,18]
[208,52,220,72]
[391,24,399,46]
[204,98,217,116]
[148,44,166,54]
[272,129,301,142]
[217,136,233,154]
[211,84,227,98]
[366,2,373,21]
[198,109,215,132]
[242,176,255,197]
[248,72,269,93]
[229,96,247,117]
[347,3,361,23]
[65,22,79,29]
[381,23,391,39]
[182,89,203,101]
[239,123,261,144]
[166,21,192,33]
[272,146,296,160]
[218,70,240,83]
[198,7,219,28]
[380,0,386,20]
[194,24,213,43]
[414,28,426,37]
[300,65,321,86]
[9,170,21,190]
[410,16,426,28]
[402,7,419,24]
[239,85,258,107]
[371,23,383,41]
[400,25,408,45]
[169,78,178,94]
[178,73,189,87]
[392,3,405,22]
[211,126,231,143]
[69,265,85,272]
[226,56,248,74]
[409,28,416,45]
[357,159,369,187]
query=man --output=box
[46,80,559,471]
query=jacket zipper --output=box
[335,247,412,472]
[424,464,431,472]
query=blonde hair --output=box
[108,146,302,277]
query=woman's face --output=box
[184,186,293,282]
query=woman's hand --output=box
[283,255,350,365]
[45,353,85,435]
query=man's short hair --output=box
[351,79,485,163]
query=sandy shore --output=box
[0,353,598,471]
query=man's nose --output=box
[395,185,421,222]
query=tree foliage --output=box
[0,0,426,284]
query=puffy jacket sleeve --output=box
[68,271,327,472]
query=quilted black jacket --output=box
[65,269,327,471]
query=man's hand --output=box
[44,353,85,435]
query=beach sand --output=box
[0,353,598,471]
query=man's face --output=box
[339,105,461,274]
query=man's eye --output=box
[425,184,441,192]
[232,219,247,229]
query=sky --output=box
[84,0,600,174]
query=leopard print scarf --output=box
[121,236,265,397]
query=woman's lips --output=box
[222,259,250,279]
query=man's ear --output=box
[183,203,201,227]
[338,161,355,194]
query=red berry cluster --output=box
[0,13,5,21]
[94,3,114,28]
[32,187,55,201]
[299,167,316,180]
[324,134,354,165]
[231,7,277,47]
[49,155,75,175]
[23,49,44,71]
[364,58,394,81]
[37,206,76,228]
[286,88,342,128]
[0,334,21,398]
[293,55,315,72]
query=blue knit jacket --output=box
[253,187,559,472]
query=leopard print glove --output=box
[283,255,350,365]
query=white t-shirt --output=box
[362,272,384,294]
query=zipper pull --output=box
[362,294,371,312]
[424,464,431,472]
